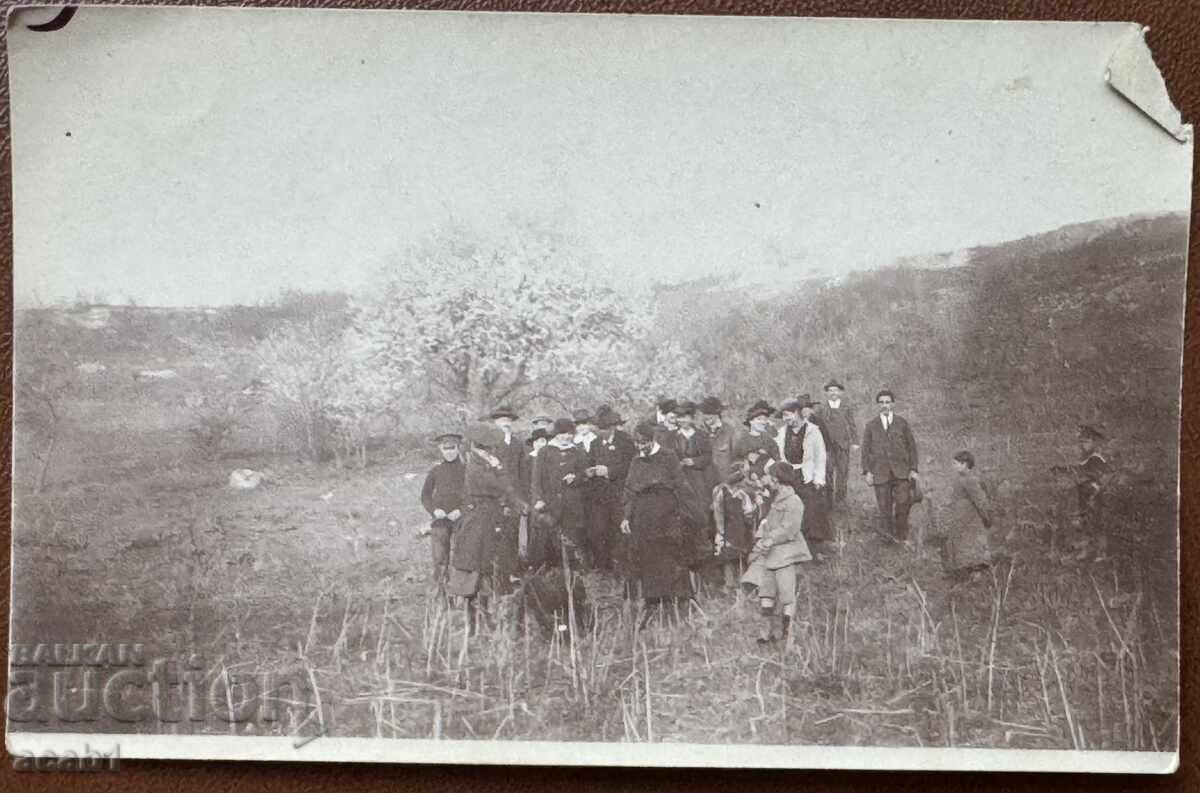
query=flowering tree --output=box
[355,228,682,417]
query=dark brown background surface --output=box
[1,0,1196,789]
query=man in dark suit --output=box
[585,405,637,572]
[815,380,858,508]
[860,389,919,544]
[489,405,526,575]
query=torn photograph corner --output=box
[3,5,1191,774]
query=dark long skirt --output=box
[629,486,692,601]
[798,483,834,542]
[448,496,517,596]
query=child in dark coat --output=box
[419,432,465,586]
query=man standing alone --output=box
[816,380,858,508]
[861,390,919,545]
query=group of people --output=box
[419,382,1111,639]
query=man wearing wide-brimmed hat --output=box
[487,404,525,488]
[583,404,637,572]
[815,380,858,507]
[420,431,465,589]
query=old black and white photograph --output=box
[5,6,1192,772]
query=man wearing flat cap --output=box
[420,432,465,589]
[488,405,526,575]
[815,380,858,507]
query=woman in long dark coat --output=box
[530,418,589,568]
[669,401,714,566]
[620,422,703,615]
[447,423,526,632]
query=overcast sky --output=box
[8,8,1193,307]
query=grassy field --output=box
[9,213,1184,750]
[10,408,1178,750]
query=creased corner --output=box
[1105,25,1191,143]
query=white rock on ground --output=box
[228,469,264,490]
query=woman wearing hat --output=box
[739,400,779,458]
[447,423,526,633]
[529,418,589,569]
[620,421,703,619]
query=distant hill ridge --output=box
[656,210,1189,303]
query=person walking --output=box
[860,389,920,546]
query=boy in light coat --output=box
[741,462,812,645]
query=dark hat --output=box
[675,399,698,416]
[633,420,658,441]
[594,404,625,428]
[1079,424,1105,441]
[778,398,804,416]
[551,418,577,437]
[532,511,557,532]
[525,428,551,445]
[699,396,725,415]
[530,414,554,425]
[572,408,594,425]
[823,380,845,391]
[430,516,454,531]
[466,422,504,448]
[489,405,519,420]
[433,432,463,445]
[745,399,774,420]
[657,398,678,415]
